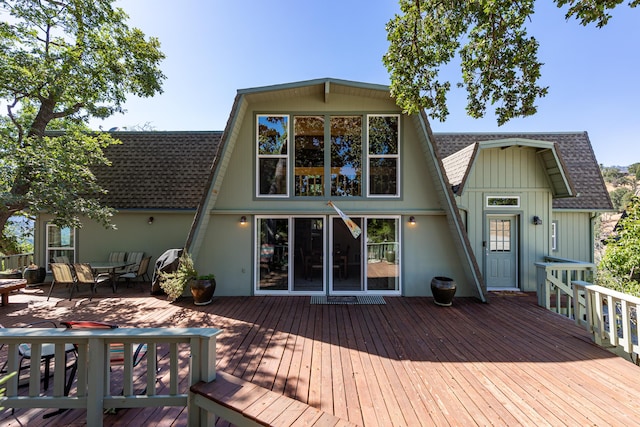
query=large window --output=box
[331,116,362,197]
[294,116,325,196]
[367,115,400,197]
[46,223,75,265]
[257,115,289,197]
[257,113,399,198]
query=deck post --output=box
[188,334,218,427]
[86,336,106,427]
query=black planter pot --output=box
[190,278,216,306]
[23,267,46,285]
[431,276,457,306]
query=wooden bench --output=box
[0,279,26,306]
[190,371,357,426]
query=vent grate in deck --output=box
[310,295,386,305]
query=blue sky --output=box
[95,1,640,166]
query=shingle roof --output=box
[92,131,221,210]
[433,132,612,210]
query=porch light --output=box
[409,216,416,225]
[147,216,154,225]
[240,216,247,225]
[533,215,542,225]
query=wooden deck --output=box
[2,284,640,426]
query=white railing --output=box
[0,253,34,272]
[0,327,222,426]
[572,281,639,364]
[534,258,595,318]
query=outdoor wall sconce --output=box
[533,215,542,225]
[240,215,247,225]
[409,216,416,225]
[148,216,154,224]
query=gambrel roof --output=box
[434,132,612,210]
[92,131,222,210]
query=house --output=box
[35,78,612,301]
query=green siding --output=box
[456,146,554,291]
[551,211,593,262]
[197,89,470,296]
[36,212,194,270]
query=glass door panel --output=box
[257,218,289,291]
[331,217,363,293]
[293,217,324,292]
[365,218,399,291]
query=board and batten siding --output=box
[551,211,593,262]
[454,146,554,291]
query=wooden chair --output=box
[48,263,76,301]
[72,263,110,299]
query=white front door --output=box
[486,215,518,289]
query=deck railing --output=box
[534,257,595,318]
[0,327,222,427]
[0,253,34,272]
[572,281,639,363]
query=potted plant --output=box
[158,252,215,305]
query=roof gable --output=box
[442,137,574,199]
[434,132,612,210]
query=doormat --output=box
[310,295,386,305]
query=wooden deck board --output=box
[2,286,640,426]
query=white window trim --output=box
[256,114,290,198]
[551,221,558,252]
[366,114,401,198]
[253,215,402,296]
[485,195,520,208]
[45,223,76,269]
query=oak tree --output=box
[384,0,638,125]
[0,0,165,253]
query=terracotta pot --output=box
[431,276,457,307]
[190,278,216,305]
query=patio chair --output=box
[60,321,148,367]
[117,251,144,276]
[0,321,77,392]
[60,321,152,403]
[72,263,111,299]
[118,256,151,287]
[48,263,76,301]
[108,252,126,263]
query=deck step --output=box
[190,371,357,426]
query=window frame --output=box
[46,223,76,269]
[256,114,290,198]
[551,220,558,252]
[486,196,520,208]
[366,114,401,198]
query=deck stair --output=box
[190,371,356,426]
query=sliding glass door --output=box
[256,215,400,295]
